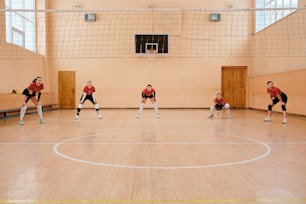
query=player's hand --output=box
[281,102,285,105]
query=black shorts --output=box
[215,104,224,111]
[22,88,36,97]
[22,89,36,102]
[142,95,154,99]
[81,95,95,104]
[272,92,288,105]
[142,96,154,98]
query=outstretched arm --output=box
[80,92,86,103]
[37,92,42,102]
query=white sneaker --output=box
[97,114,102,119]
[208,114,214,119]
[19,120,24,125]
[157,113,160,118]
[264,117,272,122]
[40,119,45,124]
[136,114,141,118]
[227,115,231,119]
[75,115,79,120]
[282,118,287,124]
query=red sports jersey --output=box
[84,86,95,95]
[267,86,281,97]
[214,97,226,105]
[142,88,155,97]
[28,82,44,92]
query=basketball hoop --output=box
[147,49,156,60]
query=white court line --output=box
[1,141,306,145]
[52,134,273,169]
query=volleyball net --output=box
[0,7,305,58]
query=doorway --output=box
[221,66,247,108]
[58,71,75,109]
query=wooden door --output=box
[58,71,75,109]
[222,66,247,108]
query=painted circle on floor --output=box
[52,131,271,170]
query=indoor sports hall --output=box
[0,0,306,203]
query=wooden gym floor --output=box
[0,109,305,204]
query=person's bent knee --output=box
[224,103,230,109]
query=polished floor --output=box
[0,109,306,204]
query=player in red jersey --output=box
[208,93,231,119]
[264,81,288,124]
[19,76,45,125]
[75,81,102,120]
[137,84,160,118]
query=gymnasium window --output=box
[5,0,36,52]
[256,0,298,32]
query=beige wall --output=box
[47,0,251,10]
[249,69,306,115]
[0,93,55,110]
[0,57,48,93]
[52,58,249,108]
[47,0,252,108]
[0,0,52,96]
[1,0,306,115]
[249,7,306,115]
[251,8,306,75]
[300,0,306,7]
